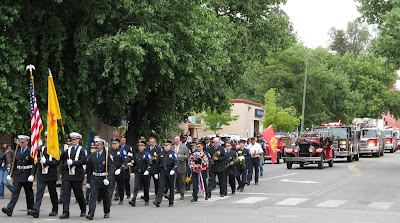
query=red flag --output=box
[262,125,277,164]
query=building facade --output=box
[178,99,265,139]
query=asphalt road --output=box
[1,152,400,223]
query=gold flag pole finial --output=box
[26,64,35,78]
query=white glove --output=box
[86,183,90,189]
[63,144,69,152]
[67,159,73,165]
[154,174,159,179]
[38,140,43,146]
[169,170,175,175]
[103,179,109,186]
[6,175,12,181]
[130,173,135,178]
[40,156,46,164]
[28,175,34,182]
[143,170,149,176]
[115,169,121,175]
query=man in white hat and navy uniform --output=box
[59,132,87,219]
[30,131,60,218]
[2,135,37,217]
[86,138,114,220]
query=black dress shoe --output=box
[191,198,198,202]
[80,211,86,217]
[164,194,170,199]
[59,213,69,219]
[240,188,244,192]
[119,200,123,205]
[114,196,119,201]
[141,196,145,200]
[255,182,258,185]
[145,201,149,206]
[31,210,39,218]
[168,204,174,207]
[205,197,208,200]
[237,186,241,190]
[2,207,12,217]
[104,213,110,218]
[245,182,250,185]
[27,209,33,215]
[153,201,160,207]
[220,194,225,197]
[86,215,93,220]
[129,200,135,207]
[49,211,58,216]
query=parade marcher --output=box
[147,137,161,196]
[59,132,87,219]
[235,140,251,192]
[181,135,190,148]
[85,143,97,205]
[246,137,263,185]
[58,138,72,204]
[257,134,266,177]
[30,132,60,218]
[0,140,13,199]
[224,143,237,195]
[120,136,132,199]
[204,137,212,151]
[86,138,114,220]
[128,141,151,206]
[2,135,36,217]
[172,135,189,200]
[186,142,196,191]
[190,142,210,202]
[153,139,178,207]
[109,138,126,205]
[206,137,227,198]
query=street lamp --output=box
[300,50,337,134]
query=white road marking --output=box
[277,215,299,218]
[317,200,348,207]
[259,173,299,181]
[275,198,308,206]
[280,179,320,184]
[233,197,269,204]
[368,202,394,209]
[198,196,231,202]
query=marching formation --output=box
[0,133,268,220]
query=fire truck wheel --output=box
[276,154,281,164]
[390,149,393,153]
[354,154,359,161]
[299,163,304,168]
[328,159,333,167]
[373,152,380,157]
[347,156,353,162]
[286,161,292,169]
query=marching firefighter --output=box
[86,138,114,220]
[109,138,126,205]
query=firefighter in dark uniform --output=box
[86,138,114,220]
[30,131,60,218]
[2,135,37,217]
[147,137,161,196]
[224,142,237,195]
[235,140,251,192]
[109,138,126,205]
[206,137,227,198]
[153,139,178,207]
[120,136,132,199]
[59,132,87,219]
[85,143,97,205]
[128,141,151,206]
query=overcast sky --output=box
[282,0,361,49]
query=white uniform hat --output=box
[44,131,48,137]
[69,132,82,139]
[94,138,105,145]
[18,135,30,142]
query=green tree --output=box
[261,89,300,132]
[329,28,348,56]
[346,20,371,57]
[0,0,236,144]
[201,107,239,134]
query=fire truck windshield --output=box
[384,130,392,137]
[331,128,348,138]
[362,129,378,138]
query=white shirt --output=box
[248,143,263,157]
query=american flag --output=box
[30,77,43,163]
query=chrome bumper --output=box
[286,157,323,162]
